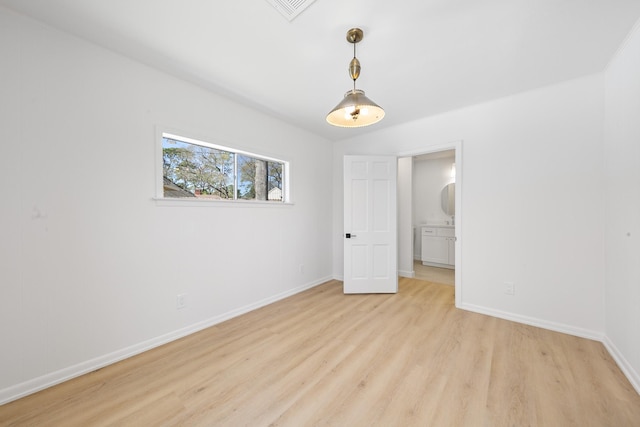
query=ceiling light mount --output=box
[346,27,363,44]
[326,28,385,128]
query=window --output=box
[160,132,287,202]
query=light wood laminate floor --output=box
[413,260,455,286]
[2,278,639,426]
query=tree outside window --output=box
[162,136,285,202]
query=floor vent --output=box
[265,0,317,21]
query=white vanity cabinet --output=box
[421,226,455,268]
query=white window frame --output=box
[155,129,291,206]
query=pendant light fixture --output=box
[326,28,385,128]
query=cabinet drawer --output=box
[437,227,455,237]
[421,227,437,236]
[422,226,454,237]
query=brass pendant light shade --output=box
[326,28,385,128]
[326,89,385,128]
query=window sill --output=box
[153,198,294,208]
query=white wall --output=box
[0,8,333,403]
[333,73,605,338]
[603,20,640,392]
[397,157,413,277]
[413,156,456,258]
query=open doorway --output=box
[397,141,462,306]
[412,150,456,286]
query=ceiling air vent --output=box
[265,0,317,21]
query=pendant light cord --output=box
[353,38,357,91]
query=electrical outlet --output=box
[299,264,304,274]
[504,282,515,296]
[176,294,187,309]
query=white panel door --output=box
[344,155,398,293]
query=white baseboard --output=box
[399,269,415,278]
[5,281,638,405]
[457,302,604,341]
[602,336,640,396]
[0,276,332,405]
[456,303,640,394]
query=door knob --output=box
[345,233,357,238]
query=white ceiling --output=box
[3,0,640,141]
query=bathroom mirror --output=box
[441,183,455,215]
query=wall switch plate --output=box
[176,294,187,309]
[504,282,515,296]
